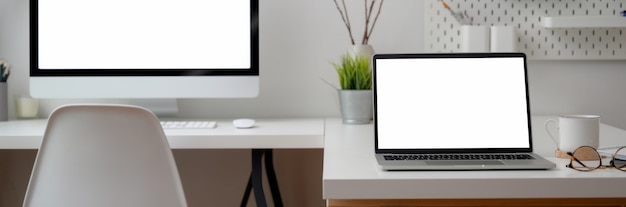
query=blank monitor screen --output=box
[31,0,259,98]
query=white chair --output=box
[23,104,187,207]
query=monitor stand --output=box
[127,99,178,118]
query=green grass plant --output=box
[332,54,372,90]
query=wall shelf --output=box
[425,0,626,59]
[542,16,626,28]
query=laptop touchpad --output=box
[426,161,505,165]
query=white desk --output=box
[323,116,626,207]
[0,118,325,149]
[0,118,325,207]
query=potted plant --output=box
[332,53,373,124]
[330,0,383,124]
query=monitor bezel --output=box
[29,0,259,77]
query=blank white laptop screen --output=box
[375,56,530,150]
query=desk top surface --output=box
[323,116,626,199]
[0,118,325,149]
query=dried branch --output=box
[361,0,371,45]
[364,0,384,44]
[333,0,384,45]
[333,0,356,45]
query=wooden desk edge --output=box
[327,198,626,207]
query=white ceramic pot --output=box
[350,45,375,59]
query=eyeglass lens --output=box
[613,147,626,170]
[570,146,601,171]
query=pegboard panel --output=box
[424,0,626,60]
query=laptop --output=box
[373,53,555,171]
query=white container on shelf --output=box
[490,26,517,52]
[460,25,490,52]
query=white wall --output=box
[527,60,626,129]
[2,0,626,206]
[178,0,423,119]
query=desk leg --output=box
[240,149,283,207]
[264,149,283,207]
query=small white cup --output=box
[15,95,39,119]
[544,115,600,153]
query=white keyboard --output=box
[160,121,217,129]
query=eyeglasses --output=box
[566,146,626,171]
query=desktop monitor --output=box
[30,0,259,99]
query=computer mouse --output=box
[233,119,255,129]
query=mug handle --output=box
[544,119,559,145]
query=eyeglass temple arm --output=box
[567,152,590,167]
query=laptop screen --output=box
[373,53,531,153]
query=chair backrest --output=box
[23,104,187,207]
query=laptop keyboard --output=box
[384,154,535,161]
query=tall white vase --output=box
[349,45,375,59]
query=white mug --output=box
[544,115,600,153]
